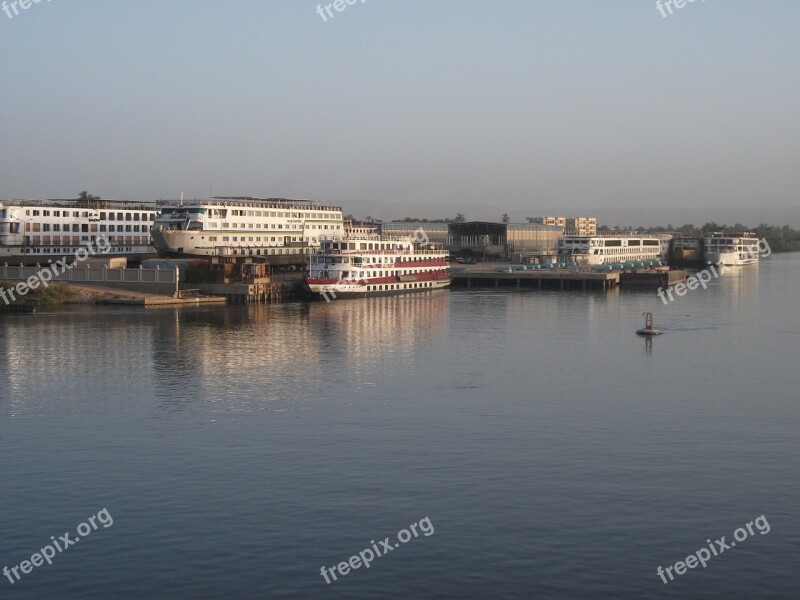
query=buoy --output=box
[636,312,663,336]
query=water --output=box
[1,255,798,599]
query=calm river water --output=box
[1,254,798,598]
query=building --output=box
[380,222,449,246]
[532,216,567,230]
[344,220,380,236]
[448,222,561,262]
[565,217,597,236]
[531,216,597,236]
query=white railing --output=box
[0,264,178,285]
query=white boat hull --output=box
[705,250,759,267]
[308,278,451,300]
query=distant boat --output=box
[703,233,760,266]
[558,235,662,265]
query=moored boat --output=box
[150,197,344,266]
[307,235,450,299]
[703,233,760,266]
[0,200,159,265]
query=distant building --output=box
[381,222,449,246]
[531,216,597,237]
[448,221,561,262]
[565,217,597,236]
[532,217,567,230]
[344,220,379,236]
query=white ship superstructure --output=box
[558,235,663,265]
[703,234,760,266]
[0,200,159,264]
[151,197,344,264]
[307,235,450,298]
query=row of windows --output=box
[592,248,661,255]
[330,269,441,278]
[229,248,308,256]
[99,225,147,232]
[20,246,139,254]
[27,235,152,245]
[31,223,86,232]
[27,209,89,218]
[325,242,407,251]
[368,282,435,291]
[312,255,440,265]
[206,236,301,243]
[229,210,338,219]
[207,222,341,231]
[99,212,157,221]
[24,210,157,221]
[27,223,150,233]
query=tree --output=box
[76,191,101,208]
[501,213,510,223]
[454,213,466,223]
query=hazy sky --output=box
[1,0,799,220]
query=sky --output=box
[1,0,799,224]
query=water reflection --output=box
[307,291,449,391]
[147,292,450,413]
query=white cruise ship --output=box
[0,200,159,265]
[703,233,760,266]
[558,235,663,265]
[307,235,450,299]
[151,197,344,265]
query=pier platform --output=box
[450,265,620,291]
[65,284,226,307]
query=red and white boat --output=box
[306,235,451,299]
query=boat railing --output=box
[316,248,448,256]
[3,200,159,211]
[157,198,343,211]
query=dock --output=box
[450,265,686,292]
[451,266,620,291]
[65,284,227,307]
